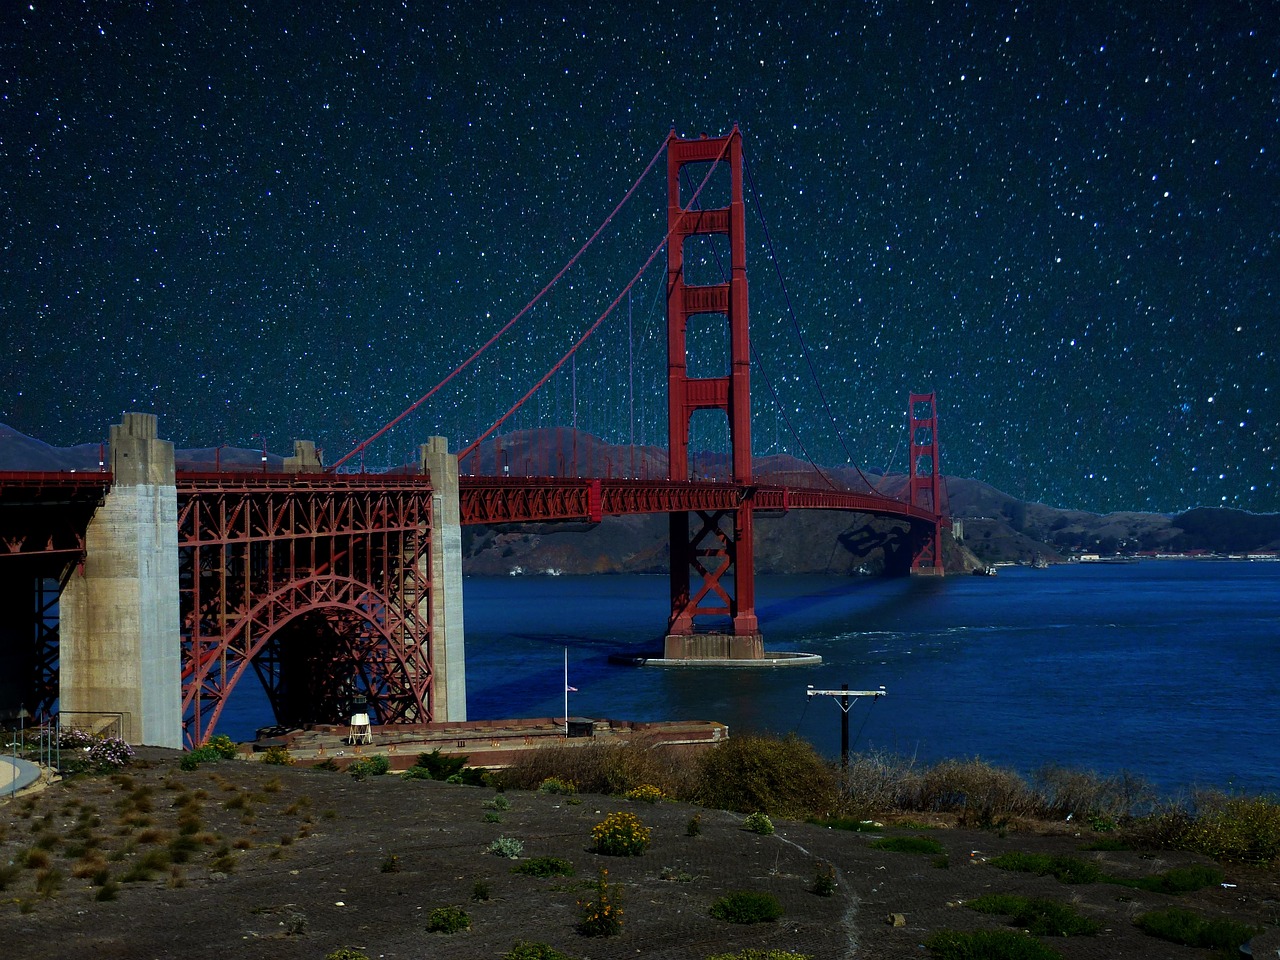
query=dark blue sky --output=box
[3,1,1276,513]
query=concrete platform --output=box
[0,755,43,796]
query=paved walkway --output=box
[0,754,43,796]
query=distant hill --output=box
[3,423,1276,574]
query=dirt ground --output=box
[1,750,1276,959]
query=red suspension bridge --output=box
[0,128,947,747]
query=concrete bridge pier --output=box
[60,414,182,747]
[420,437,467,721]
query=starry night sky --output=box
[3,2,1276,514]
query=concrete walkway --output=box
[0,754,43,797]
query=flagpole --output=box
[563,647,569,735]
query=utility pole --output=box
[806,684,886,769]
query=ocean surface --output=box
[220,561,1280,798]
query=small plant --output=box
[512,856,575,878]
[743,812,774,835]
[380,854,401,873]
[989,851,1102,885]
[538,777,577,795]
[426,904,471,933]
[414,748,467,780]
[870,835,945,855]
[206,734,239,759]
[260,745,294,766]
[810,863,837,896]
[484,794,512,811]
[484,811,503,824]
[686,813,702,837]
[324,949,370,960]
[179,744,224,770]
[505,941,576,960]
[709,890,784,924]
[967,893,1101,936]
[577,868,623,937]
[924,929,1063,959]
[659,865,694,882]
[1134,906,1259,950]
[623,783,666,803]
[471,878,492,901]
[591,811,651,856]
[704,952,813,960]
[95,881,119,902]
[489,836,524,859]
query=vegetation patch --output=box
[504,942,577,960]
[623,783,666,803]
[743,812,775,835]
[695,734,836,819]
[591,811,651,856]
[870,835,946,855]
[512,856,575,878]
[708,890,784,924]
[925,929,1063,959]
[967,893,1101,936]
[704,952,812,960]
[1112,863,1223,894]
[988,851,1103,884]
[489,836,525,859]
[426,904,471,933]
[1134,906,1259,950]
[577,868,623,937]
[807,815,882,832]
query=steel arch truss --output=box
[177,475,434,746]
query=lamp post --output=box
[806,684,886,769]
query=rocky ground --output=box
[1,750,1276,959]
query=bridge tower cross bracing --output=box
[908,392,945,575]
[663,127,762,657]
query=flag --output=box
[566,684,578,692]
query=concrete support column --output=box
[419,437,467,721]
[284,440,323,472]
[60,414,182,747]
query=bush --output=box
[743,812,774,835]
[1135,906,1258,950]
[695,734,837,820]
[325,949,370,960]
[313,757,340,772]
[577,868,623,937]
[708,891,784,924]
[206,734,239,759]
[1180,793,1280,864]
[489,836,524,859]
[348,755,391,780]
[870,835,945,855]
[705,953,812,960]
[426,904,471,933]
[485,794,512,811]
[967,893,1101,936]
[592,812,651,856]
[686,814,702,837]
[512,856,575,878]
[624,783,666,803]
[180,745,223,770]
[505,943,576,960]
[471,879,492,901]
[810,864,837,897]
[538,777,578,796]
[416,749,467,780]
[257,745,293,765]
[502,735,699,798]
[924,929,1063,959]
[988,852,1103,885]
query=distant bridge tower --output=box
[663,127,761,657]
[908,392,945,575]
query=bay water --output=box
[222,561,1280,798]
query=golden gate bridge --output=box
[0,128,947,747]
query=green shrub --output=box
[538,777,577,795]
[325,950,370,960]
[484,811,503,824]
[705,952,812,960]
[577,868,623,937]
[505,943,576,960]
[810,864,837,897]
[870,835,945,855]
[416,748,467,780]
[380,855,401,873]
[925,929,1063,959]
[260,746,294,766]
[313,757,340,772]
[1117,863,1223,894]
[967,893,1101,936]
[708,891,784,924]
[426,904,471,933]
[485,794,512,811]
[400,765,432,781]
[489,836,524,859]
[206,734,239,759]
[471,879,492,901]
[592,812,650,856]
[1135,906,1259,950]
[743,812,774,835]
[695,734,837,820]
[989,852,1102,884]
[623,783,666,803]
[511,856,575,878]
[1180,794,1280,863]
[179,745,223,770]
[686,814,702,837]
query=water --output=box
[220,562,1280,798]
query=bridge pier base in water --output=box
[662,632,764,660]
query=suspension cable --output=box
[328,135,670,471]
[459,137,731,461]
